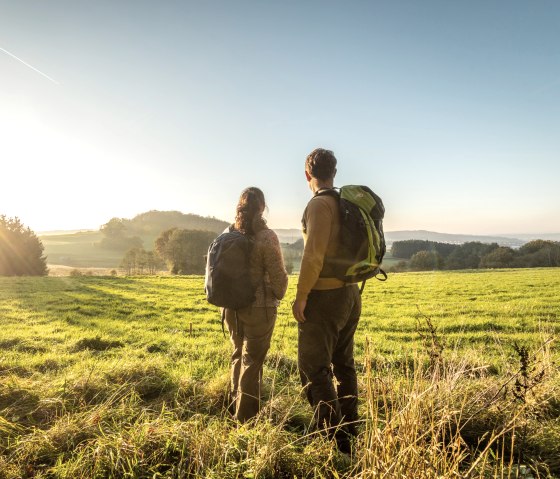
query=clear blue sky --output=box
[1,0,559,234]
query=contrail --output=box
[0,46,59,85]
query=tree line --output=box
[4,212,557,277]
[120,228,302,276]
[390,239,560,272]
[118,228,215,275]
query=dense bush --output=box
[479,246,516,269]
[409,250,444,271]
[0,215,48,276]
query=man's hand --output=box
[292,298,307,323]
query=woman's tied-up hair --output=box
[234,187,267,236]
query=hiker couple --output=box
[205,148,385,454]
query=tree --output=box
[145,251,165,274]
[479,247,516,269]
[0,215,48,276]
[409,250,443,271]
[155,228,216,274]
[101,217,127,238]
[518,240,554,256]
[99,217,143,251]
[120,248,165,275]
[517,240,560,267]
[444,242,499,270]
[120,247,139,275]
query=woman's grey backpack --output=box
[204,227,256,309]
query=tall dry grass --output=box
[1,335,557,478]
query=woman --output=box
[224,187,288,422]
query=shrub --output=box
[0,216,48,276]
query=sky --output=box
[1,0,559,235]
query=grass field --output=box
[1,269,559,478]
[39,231,123,268]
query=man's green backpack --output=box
[317,185,387,288]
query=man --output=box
[292,148,361,454]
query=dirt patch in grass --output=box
[0,338,48,354]
[146,342,168,353]
[72,336,124,352]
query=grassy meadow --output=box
[39,231,122,269]
[1,269,559,478]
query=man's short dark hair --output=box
[305,148,337,181]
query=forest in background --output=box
[390,239,560,272]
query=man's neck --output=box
[309,179,334,194]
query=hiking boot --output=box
[335,430,352,455]
[346,423,359,438]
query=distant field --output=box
[377,251,401,268]
[40,231,123,268]
[47,264,120,277]
[1,269,559,477]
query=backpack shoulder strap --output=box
[314,187,339,199]
[302,188,338,234]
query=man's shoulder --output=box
[306,193,338,214]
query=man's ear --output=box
[305,170,312,181]
[333,168,337,178]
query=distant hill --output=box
[121,210,229,238]
[40,211,230,268]
[275,229,530,248]
[37,229,95,236]
[384,230,526,248]
[509,233,560,242]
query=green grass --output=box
[361,268,560,366]
[1,269,559,477]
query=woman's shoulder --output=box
[254,227,279,243]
